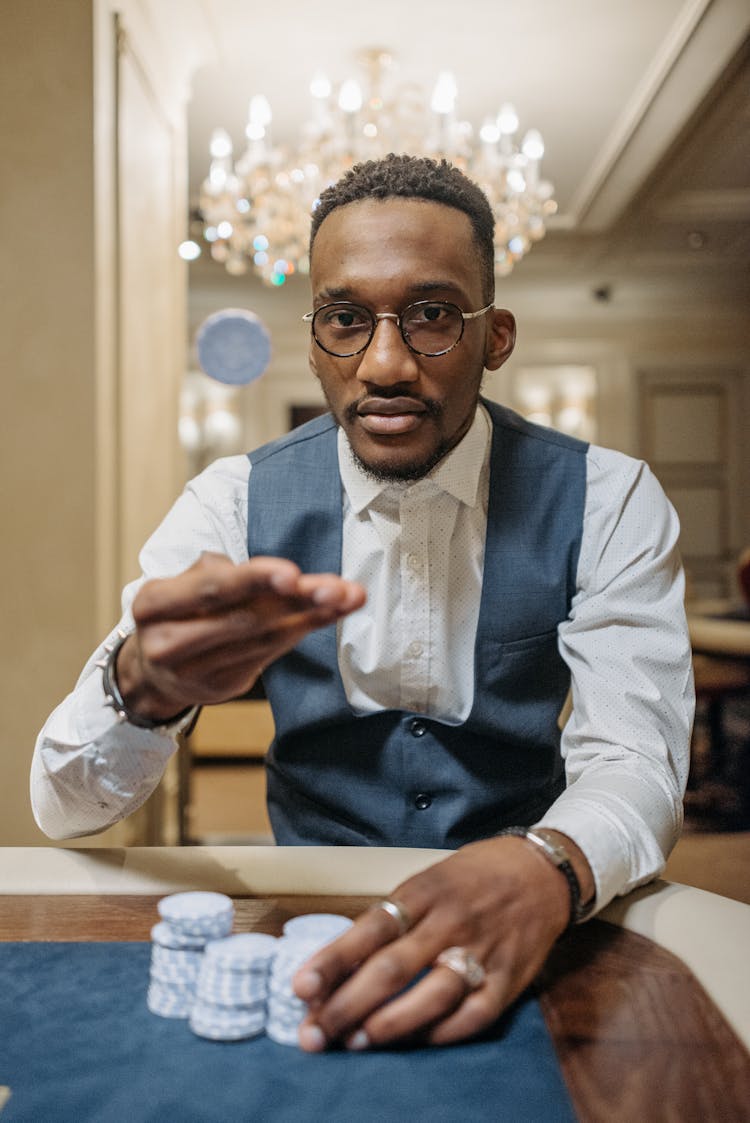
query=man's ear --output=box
[484,308,516,371]
[308,341,320,379]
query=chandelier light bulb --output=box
[507,169,527,194]
[522,129,545,160]
[178,239,201,261]
[497,103,519,135]
[248,95,272,127]
[310,72,332,99]
[209,128,233,159]
[479,119,501,144]
[431,71,457,115]
[338,79,363,114]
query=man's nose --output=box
[355,317,419,385]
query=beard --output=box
[348,432,457,483]
[340,394,452,483]
[317,375,484,483]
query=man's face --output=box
[308,197,515,482]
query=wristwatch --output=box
[100,630,195,731]
[498,826,594,928]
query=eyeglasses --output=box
[302,300,494,358]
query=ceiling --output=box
[182,0,750,283]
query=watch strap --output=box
[498,826,594,928]
[99,630,195,731]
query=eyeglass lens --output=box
[312,302,465,357]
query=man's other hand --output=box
[293,833,594,1051]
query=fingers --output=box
[293,897,433,1006]
[296,925,504,1053]
[134,553,365,624]
[122,554,366,713]
[423,984,508,1047]
[294,895,483,1052]
[136,571,364,678]
[126,606,339,708]
[137,596,347,666]
[348,964,506,1051]
[134,554,295,622]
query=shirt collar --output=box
[338,402,491,514]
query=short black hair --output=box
[309,153,495,301]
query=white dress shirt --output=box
[31,405,694,912]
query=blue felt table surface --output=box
[0,943,576,1123]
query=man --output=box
[32,154,693,1053]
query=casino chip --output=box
[282,914,353,941]
[157,892,234,939]
[266,915,353,1047]
[150,921,206,951]
[195,308,271,386]
[148,893,235,1020]
[189,933,277,1042]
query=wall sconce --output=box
[512,366,597,442]
[179,372,243,472]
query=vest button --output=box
[414,793,432,810]
[409,719,427,737]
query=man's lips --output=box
[356,397,428,417]
[356,397,429,435]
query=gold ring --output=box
[434,946,486,990]
[373,898,412,936]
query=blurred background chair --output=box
[686,549,750,824]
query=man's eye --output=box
[324,307,368,329]
[407,303,449,326]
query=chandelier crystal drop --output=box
[198,49,557,285]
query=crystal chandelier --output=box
[198,49,556,286]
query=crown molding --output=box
[553,0,750,232]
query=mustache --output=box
[345,393,442,424]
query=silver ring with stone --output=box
[373,898,412,936]
[434,946,486,990]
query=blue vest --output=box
[247,400,587,848]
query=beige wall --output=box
[0,1,198,845]
[0,2,100,844]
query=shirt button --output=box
[409,719,427,737]
[414,793,432,810]
[407,641,423,658]
[407,553,421,572]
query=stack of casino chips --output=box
[147,898,354,1046]
[147,892,234,1019]
[190,933,278,1041]
[266,914,353,1046]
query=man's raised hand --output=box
[114,552,366,723]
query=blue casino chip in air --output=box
[196,308,271,385]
